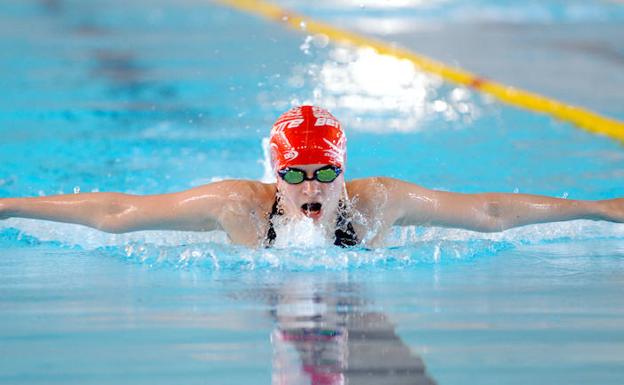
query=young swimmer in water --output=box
[0,105,622,248]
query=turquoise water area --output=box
[1,1,624,384]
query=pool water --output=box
[1,1,624,384]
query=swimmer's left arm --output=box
[382,178,623,232]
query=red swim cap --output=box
[269,105,346,170]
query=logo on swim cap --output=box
[269,105,346,171]
[283,149,298,161]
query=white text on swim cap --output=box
[273,118,304,132]
[314,117,339,128]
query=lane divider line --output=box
[216,0,624,143]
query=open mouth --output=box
[301,202,322,218]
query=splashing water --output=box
[263,44,483,132]
[2,214,623,272]
[270,216,332,249]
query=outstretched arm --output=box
[0,180,257,233]
[382,178,623,232]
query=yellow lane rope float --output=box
[216,0,624,143]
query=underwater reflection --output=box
[267,278,436,385]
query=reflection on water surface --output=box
[264,278,437,384]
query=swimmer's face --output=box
[276,164,344,223]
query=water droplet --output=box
[433,100,448,112]
[312,34,329,48]
[299,35,313,55]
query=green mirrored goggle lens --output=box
[282,170,305,184]
[315,168,339,182]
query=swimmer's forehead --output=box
[281,164,337,171]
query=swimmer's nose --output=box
[301,180,321,196]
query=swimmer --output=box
[0,105,623,248]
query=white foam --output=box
[1,218,228,249]
[270,216,331,249]
[386,220,624,246]
[3,214,623,252]
[3,218,623,271]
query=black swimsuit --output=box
[265,197,358,247]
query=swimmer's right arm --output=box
[0,180,252,233]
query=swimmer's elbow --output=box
[470,200,510,233]
[94,193,147,233]
[94,215,134,234]
[478,206,523,233]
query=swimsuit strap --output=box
[265,195,358,248]
[265,197,281,247]
[334,200,358,247]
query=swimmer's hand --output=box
[599,198,624,223]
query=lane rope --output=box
[216,0,624,143]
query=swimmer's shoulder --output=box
[347,177,417,197]
[194,179,276,210]
[347,177,430,192]
[346,177,418,235]
[346,177,397,211]
[347,177,430,211]
[219,179,276,194]
[189,180,275,246]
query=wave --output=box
[2,218,623,271]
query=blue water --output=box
[1,1,624,384]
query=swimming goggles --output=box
[278,165,342,184]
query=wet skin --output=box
[0,165,623,247]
